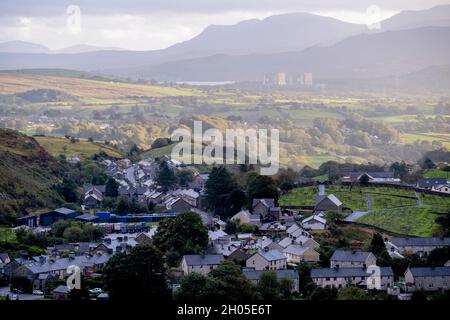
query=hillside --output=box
[0,72,200,100]
[34,136,124,160]
[0,129,65,224]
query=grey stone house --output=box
[246,250,287,271]
[404,267,450,292]
[385,237,450,258]
[181,254,224,275]
[311,267,394,290]
[330,250,377,268]
[314,194,342,212]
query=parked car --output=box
[89,288,103,295]
[32,290,44,295]
[11,294,19,300]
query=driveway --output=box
[344,211,368,222]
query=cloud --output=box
[0,0,449,50]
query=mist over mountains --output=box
[0,5,449,85]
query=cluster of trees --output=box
[175,262,295,300]
[205,166,279,219]
[152,212,209,267]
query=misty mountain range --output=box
[1,5,450,83]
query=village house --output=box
[311,267,394,290]
[164,197,192,213]
[283,244,320,263]
[416,178,448,190]
[314,194,342,212]
[431,184,450,194]
[252,199,275,219]
[181,254,224,275]
[231,210,261,226]
[301,214,327,230]
[385,237,450,258]
[93,236,138,255]
[172,188,200,207]
[4,253,110,292]
[52,285,71,300]
[330,250,377,268]
[242,269,299,293]
[404,267,450,292]
[246,250,287,271]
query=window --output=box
[326,277,330,281]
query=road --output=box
[318,184,325,196]
[344,211,369,222]
[0,287,44,300]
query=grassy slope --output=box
[0,73,201,100]
[0,129,64,224]
[35,136,123,160]
[279,185,450,237]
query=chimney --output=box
[39,256,46,264]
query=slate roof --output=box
[417,178,448,188]
[408,267,450,277]
[83,185,106,193]
[259,250,286,261]
[52,208,77,215]
[183,254,224,266]
[390,237,450,247]
[315,194,342,207]
[278,237,293,248]
[53,285,70,294]
[330,250,373,262]
[283,244,311,256]
[75,214,99,222]
[19,254,111,274]
[311,267,394,278]
[348,172,395,179]
[243,269,299,281]
[252,198,275,208]
[302,215,326,225]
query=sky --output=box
[0,0,449,51]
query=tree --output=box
[224,220,238,235]
[359,174,370,186]
[103,245,170,300]
[177,170,194,187]
[156,161,178,191]
[174,273,207,300]
[411,289,427,301]
[200,262,256,300]
[435,210,450,236]
[337,286,370,300]
[116,197,131,215]
[57,177,79,203]
[257,271,280,300]
[309,287,337,300]
[279,278,294,299]
[247,174,279,205]
[105,177,119,197]
[419,157,436,170]
[368,233,392,266]
[297,262,314,295]
[205,166,238,217]
[153,212,208,266]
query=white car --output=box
[89,288,103,294]
[32,290,44,295]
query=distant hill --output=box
[0,41,125,54]
[382,4,450,30]
[137,26,450,81]
[166,12,364,56]
[0,40,50,54]
[0,129,65,224]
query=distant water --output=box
[174,81,235,86]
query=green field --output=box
[0,227,15,242]
[279,187,317,207]
[357,206,440,237]
[400,132,450,149]
[423,169,450,179]
[35,136,124,160]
